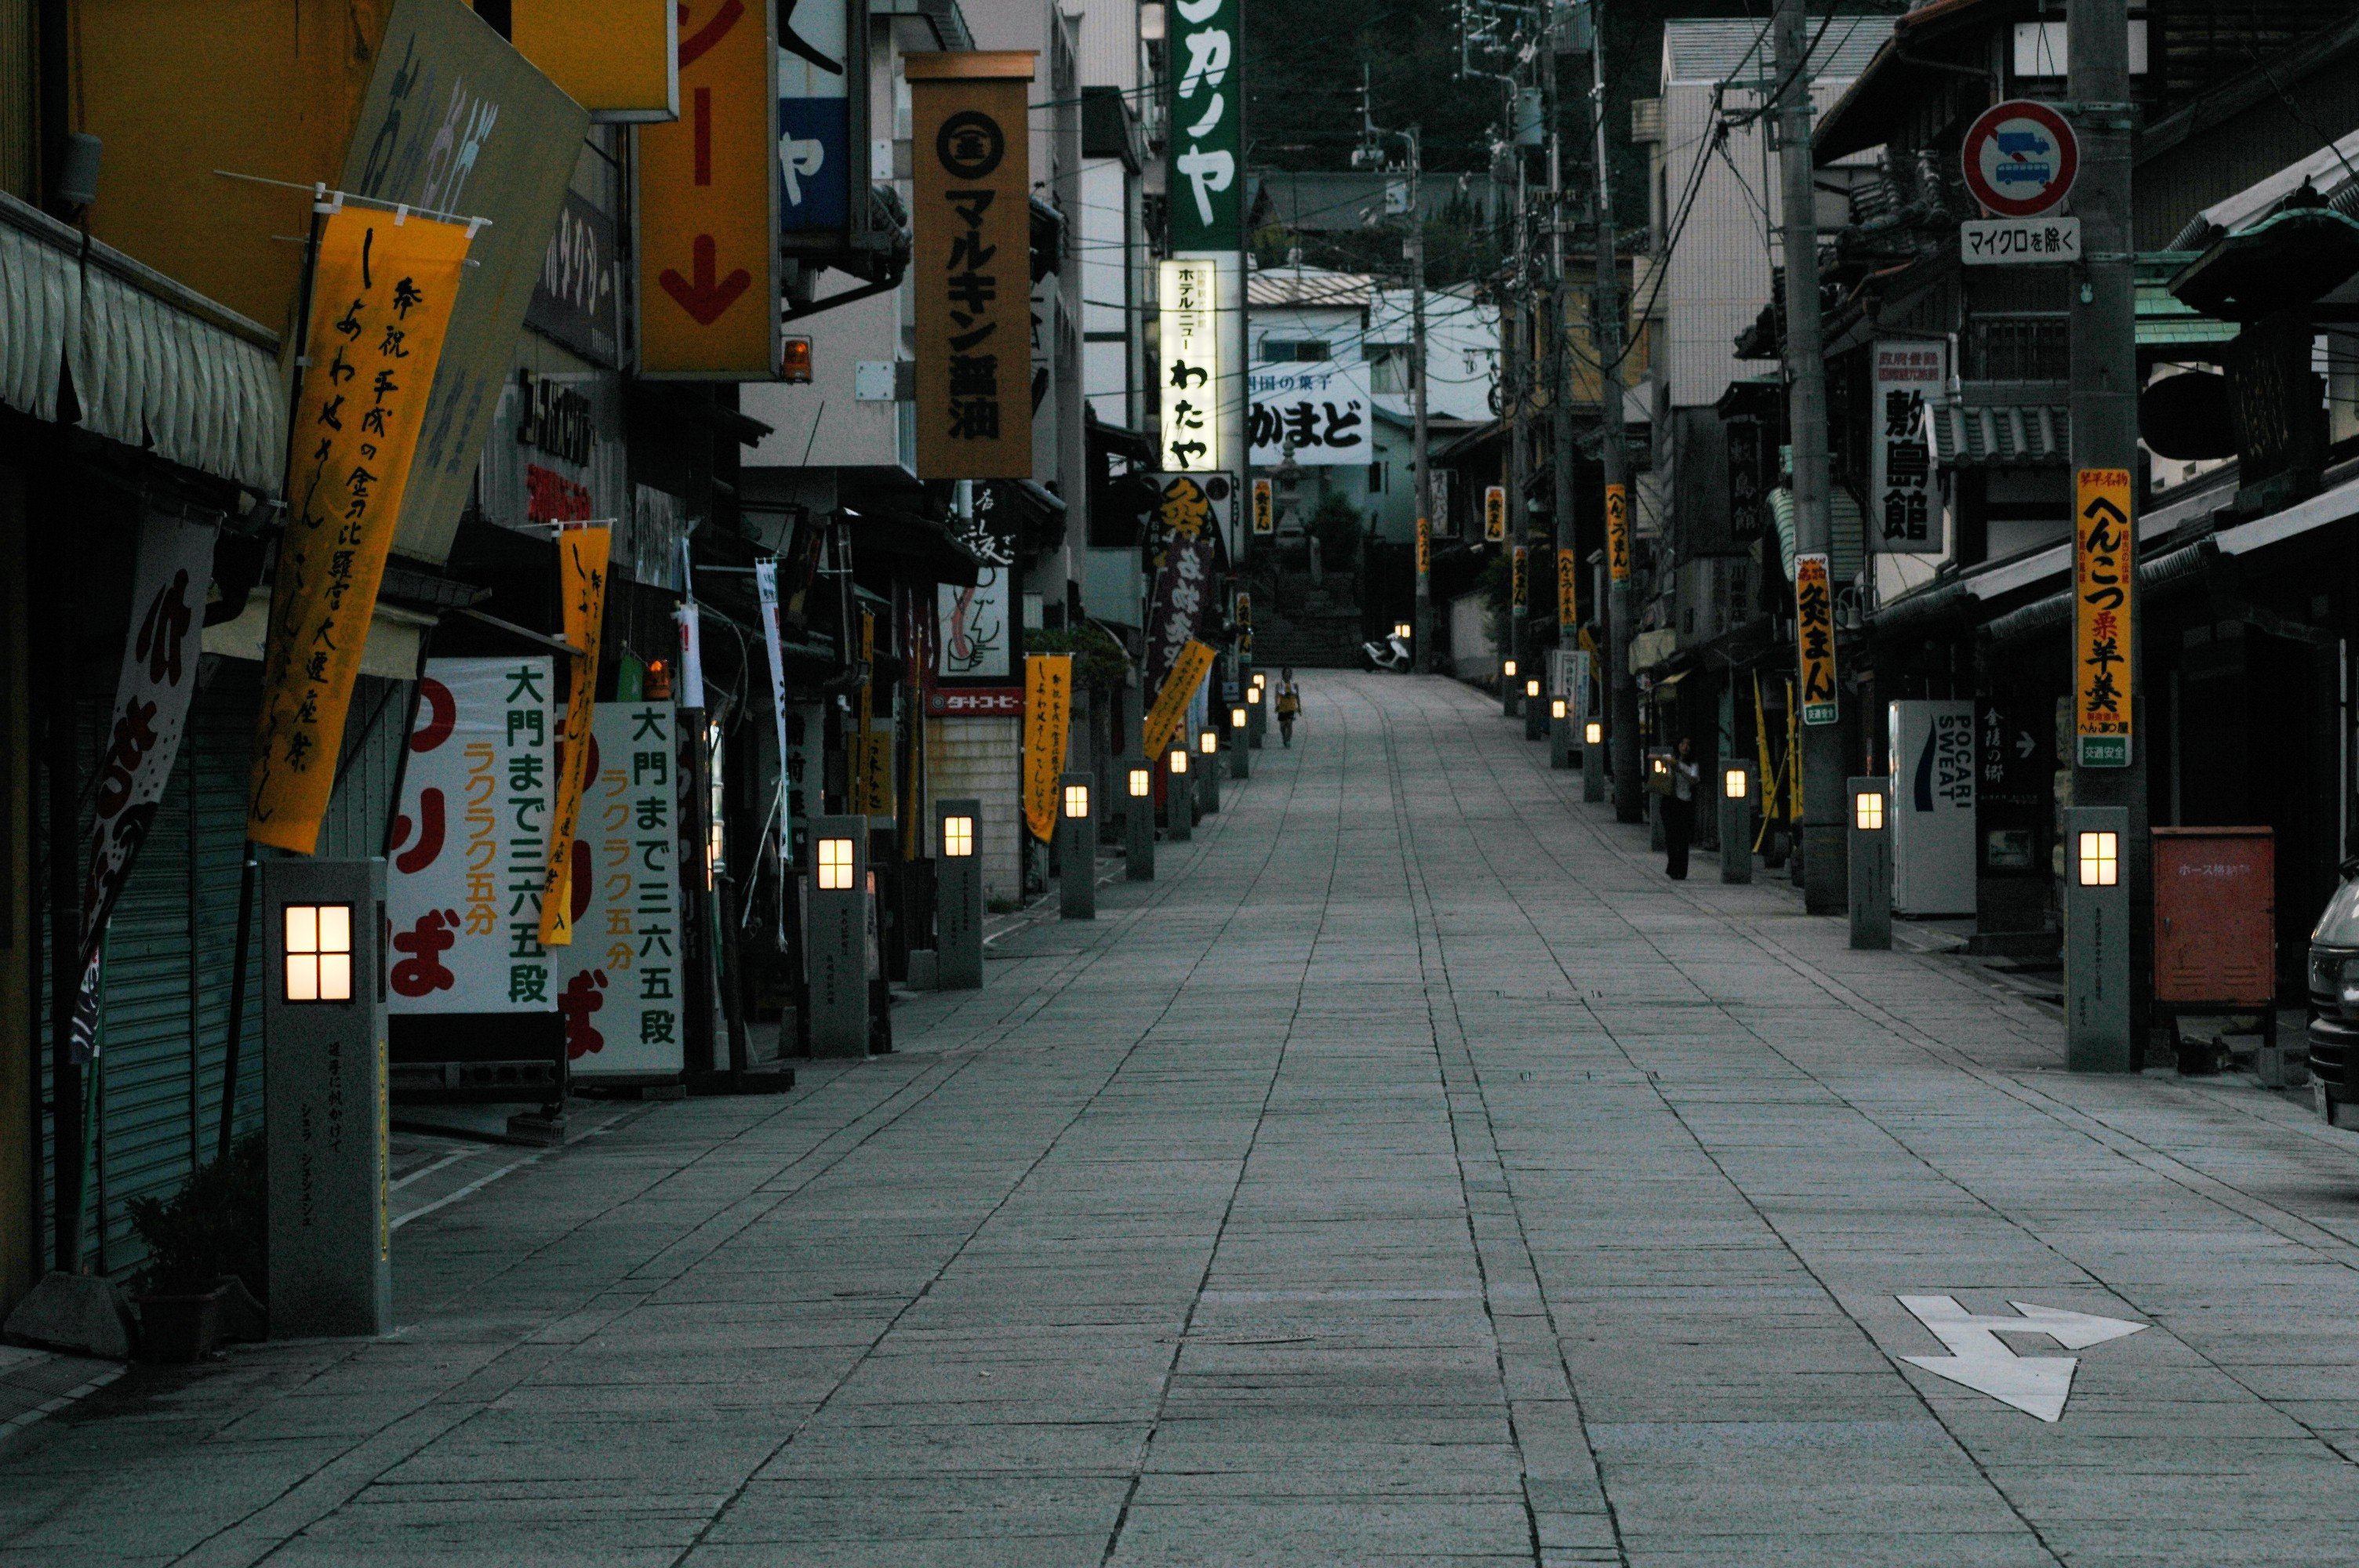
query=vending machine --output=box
[1888,699,1977,916]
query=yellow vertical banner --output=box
[540,525,612,946]
[1512,545,1528,608]
[850,611,879,815]
[1605,483,1631,582]
[1483,485,1507,542]
[1142,640,1216,762]
[1794,553,1838,727]
[1557,546,1579,628]
[249,207,474,853]
[1415,514,1430,576]
[2074,467,2134,768]
[1023,654,1073,842]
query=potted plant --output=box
[127,1134,268,1362]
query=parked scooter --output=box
[1361,631,1412,672]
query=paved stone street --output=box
[13,670,2359,1566]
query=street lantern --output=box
[1847,778,1890,950]
[935,800,983,989]
[1584,720,1602,746]
[263,858,389,1338]
[2063,806,2131,1070]
[1582,719,1606,801]
[1503,659,1518,677]
[1500,657,1519,719]
[1058,771,1094,919]
[1525,678,1541,699]
[1553,698,1568,720]
[1165,747,1194,840]
[809,818,870,1054]
[1229,706,1251,780]
[1549,695,1574,769]
[1198,728,1217,755]
[1125,763,1156,881]
[1523,677,1546,740]
[1198,727,1222,812]
[1394,622,1412,639]
[1719,762,1756,884]
[1230,706,1248,729]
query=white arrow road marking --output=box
[1896,1296,2147,1422]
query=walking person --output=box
[1663,735,1699,880]
[1276,669,1302,747]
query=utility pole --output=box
[1546,15,1577,689]
[1409,132,1432,669]
[1359,77,1431,670]
[1507,129,1530,684]
[1772,0,1843,909]
[1589,0,1641,819]
[2066,0,2145,1069]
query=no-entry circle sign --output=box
[1961,100,2079,218]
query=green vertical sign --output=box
[1168,0,1241,251]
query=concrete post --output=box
[1847,778,1892,950]
[2064,806,2132,1072]
[1057,771,1095,919]
[1550,697,1572,770]
[934,798,983,990]
[1720,761,1756,884]
[1583,718,1606,801]
[1124,760,1156,880]
[807,815,869,1057]
[1165,750,1194,841]
[1501,658,1520,718]
[1200,732,1222,813]
[1524,677,1547,741]
[263,857,391,1338]
[1228,706,1250,779]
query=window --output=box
[1965,316,2070,381]
[2077,830,2119,887]
[1369,461,1387,493]
[818,837,856,891]
[1256,338,1332,365]
[284,903,353,1003]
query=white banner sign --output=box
[1158,259,1223,473]
[389,657,556,1014]
[1248,358,1372,466]
[1870,341,1945,554]
[556,703,686,1076]
[71,512,216,1061]
[1961,216,2081,265]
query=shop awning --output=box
[2170,207,2359,321]
[1928,400,2070,469]
[1,190,285,492]
[843,507,986,586]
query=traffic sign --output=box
[1960,100,2078,218]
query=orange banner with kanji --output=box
[1557,545,1579,628]
[636,0,776,376]
[249,207,472,853]
[1022,655,1073,843]
[540,524,612,946]
[1605,483,1630,582]
[1142,639,1215,764]
[2074,467,2134,768]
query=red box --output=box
[2153,826,2274,1006]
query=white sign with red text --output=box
[387,658,555,1014]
